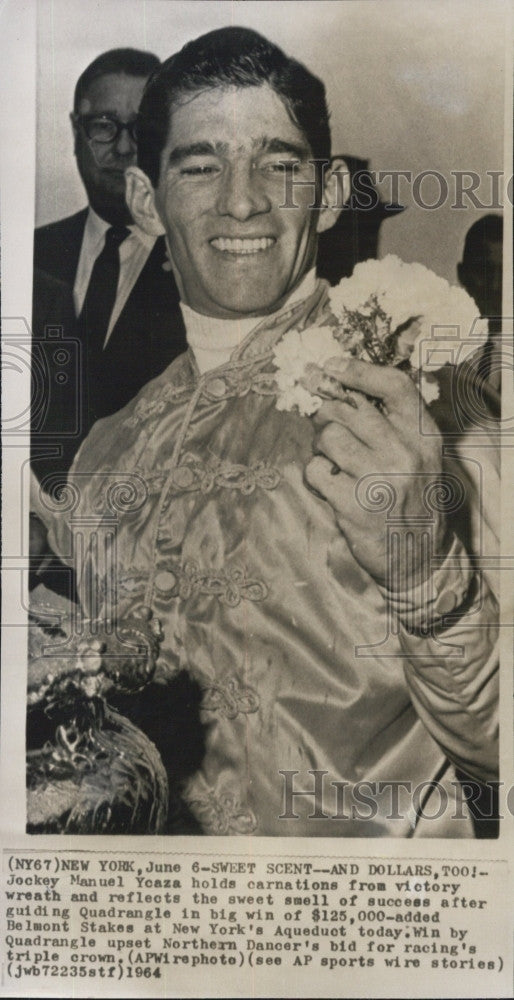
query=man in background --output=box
[457,214,503,416]
[32,48,186,481]
[458,214,503,322]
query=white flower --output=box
[409,311,489,371]
[273,256,488,414]
[273,326,343,374]
[328,255,488,371]
[275,383,323,416]
[272,326,351,414]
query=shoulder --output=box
[34,209,88,284]
[34,209,88,250]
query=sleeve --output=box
[398,553,499,784]
[376,419,500,783]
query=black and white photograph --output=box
[1,0,512,996]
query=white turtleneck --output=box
[182,269,317,374]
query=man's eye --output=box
[262,160,298,174]
[91,120,114,134]
[180,163,219,176]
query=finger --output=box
[313,394,387,445]
[303,371,360,405]
[314,422,373,478]
[304,454,356,508]
[321,358,420,416]
[305,456,366,532]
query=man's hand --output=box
[304,358,448,592]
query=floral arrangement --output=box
[273,255,488,415]
[26,591,169,834]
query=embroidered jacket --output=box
[49,281,499,837]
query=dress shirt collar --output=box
[85,206,155,251]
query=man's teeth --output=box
[211,237,274,254]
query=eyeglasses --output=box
[75,114,138,144]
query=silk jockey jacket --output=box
[47,278,499,837]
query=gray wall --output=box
[35,0,508,283]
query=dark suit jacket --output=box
[33,209,187,476]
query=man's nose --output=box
[113,124,136,158]
[216,162,271,220]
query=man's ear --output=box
[317,157,351,235]
[125,166,166,237]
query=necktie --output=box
[79,226,130,349]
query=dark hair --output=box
[74,48,161,111]
[137,26,331,186]
[462,214,503,264]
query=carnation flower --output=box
[273,256,487,414]
[328,255,488,369]
[273,327,352,415]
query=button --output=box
[154,570,177,595]
[208,377,226,398]
[171,465,196,489]
[434,588,458,615]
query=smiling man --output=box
[144,86,330,317]
[47,27,498,837]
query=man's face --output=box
[152,85,329,318]
[460,239,503,319]
[73,72,147,225]
[469,240,503,316]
